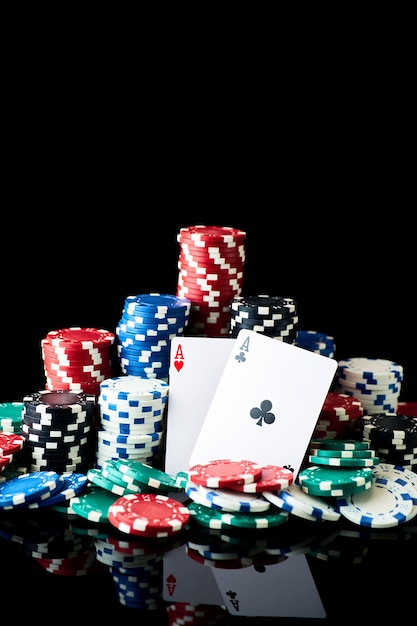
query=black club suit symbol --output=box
[250,399,275,426]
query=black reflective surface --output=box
[1,486,415,624]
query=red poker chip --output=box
[225,465,294,493]
[178,225,246,242]
[322,392,363,415]
[0,455,14,469]
[187,459,263,489]
[108,492,190,537]
[45,327,115,347]
[0,432,25,456]
[397,401,417,418]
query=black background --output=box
[2,211,415,404]
[1,28,416,624]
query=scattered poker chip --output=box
[28,472,88,509]
[372,463,417,519]
[226,464,294,493]
[69,483,120,523]
[298,465,373,497]
[336,477,415,528]
[114,459,183,492]
[263,483,341,522]
[187,459,263,488]
[108,492,190,537]
[0,470,61,509]
[186,482,271,514]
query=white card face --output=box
[213,555,326,618]
[164,336,235,478]
[190,330,337,477]
[162,543,224,605]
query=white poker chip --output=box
[263,483,341,522]
[185,481,271,514]
[336,477,415,528]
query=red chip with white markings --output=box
[0,432,25,456]
[108,492,190,537]
[187,459,263,488]
[226,464,294,493]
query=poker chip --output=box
[335,357,403,416]
[108,492,190,537]
[308,454,379,468]
[114,459,183,492]
[176,226,246,337]
[186,481,272,514]
[225,464,294,493]
[41,328,115,396]
[0,402,24,433]
[115,293,190,378]
[99,376,169,402]
[336,477,415,528]
[263,483,341,522]
[0,470,61,509]
[28,472,88,509]
[310,438,371,451]
[69,483,120,522]
[0,432,25,456]
[19,391,96,474]
[295,330,336,358]
[229,295,298,342]
[187,459,263,489]
[298,465,374,497]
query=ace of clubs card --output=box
[190,329,337,476]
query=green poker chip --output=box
[298,465,373,497]
[310,438,370,451]
[308,454,379,468]
[69,483,120,523]
[87,468,133,497]
[114,459,183,492]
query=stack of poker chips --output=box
[334,357,403,415]
[41,327,115,397]
[361,412,417,469]
[20,389,97,473]
[115,293,191,380]
[96,376,169,469]
[0,402,24,433]
[295,329,336,358]
[311,392,364,440]
[176,225,246,337]
[299,438,417,530]
[229,294,298,343]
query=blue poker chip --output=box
[0,470,61,509]
[123,293,191,312]
[27,472,88,509]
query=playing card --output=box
[164,336,234,478]
[162,543,224,605]
[213,555,326,617]
[190,329,337,477]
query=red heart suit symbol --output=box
[174,360,184,372]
